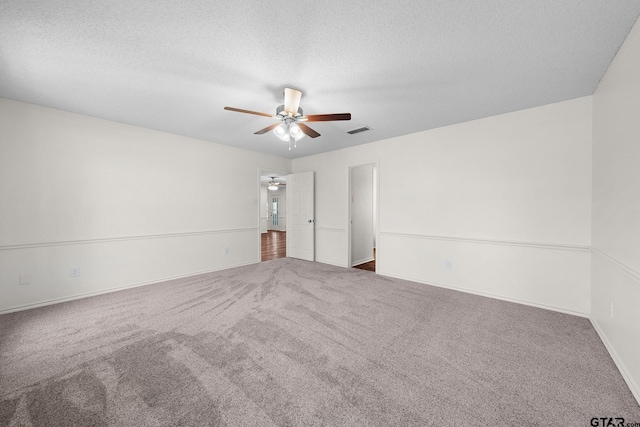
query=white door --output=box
[287,171,315,261]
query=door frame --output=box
[347,160,380,272]
[258,167,290,262]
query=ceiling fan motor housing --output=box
[276,105,303,119]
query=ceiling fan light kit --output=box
[274,123,290,141]
[224,87,351,150]
[274,123,305,150]
[267,177,280,191]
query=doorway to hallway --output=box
[349,162,378,272]
[258,169,316,263]
[259,169,288,262]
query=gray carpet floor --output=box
[1,258,639,426]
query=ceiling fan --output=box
[267,177,283,191]
[224,88,351,149]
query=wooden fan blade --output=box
[224,106,273,118]
[254,123,280,135]
[304,113,351,122]
[299,123,321,138]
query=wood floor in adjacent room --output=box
[261,230,286,261]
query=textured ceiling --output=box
[1,1,639,159]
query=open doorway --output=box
[349,163,378,272]
[260,170,288,261]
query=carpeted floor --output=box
[1,258,639,426]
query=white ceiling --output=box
[1,1,639,159]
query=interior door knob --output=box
[308,219,313,223]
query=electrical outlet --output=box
[444,259,453,269]
[19,274,32,285]
[70,267,80,277]
[223,247,229,255]
[609,301,614,318]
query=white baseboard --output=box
[0,260,258,315]
[379,270,589,318]
[316,258,348,268]
[590,317,640,405]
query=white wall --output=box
[294,96,592,316]
[350,164,374,266]
[591,16,640,402]
[0,98,290,313]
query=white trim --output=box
[379,231,590,252]
[315,258,347,268]
[0,260,258,315]
[590,317,640,405]
[0,228,259,251]
[378,270,589,318]
[592,247,640,284]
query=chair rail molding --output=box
[379,231,590,252]
[0,227,259,251]
[591,246,640,284]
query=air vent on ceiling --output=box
[347,126,370,135]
